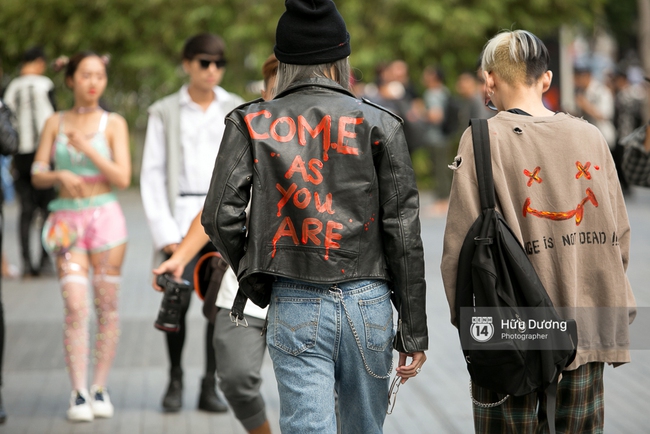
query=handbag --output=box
[42,212,79,255]
[194,251,229,323]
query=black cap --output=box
[274,0,351,65]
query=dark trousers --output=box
[164,245,217,378]
[12,152,56,274]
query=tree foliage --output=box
[603,0,639,56]
[0,0,606,130]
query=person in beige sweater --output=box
[441,30,636,433]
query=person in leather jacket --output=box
[202,1,427,432]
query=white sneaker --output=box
[67,390,94,422]
[90,385,114,418]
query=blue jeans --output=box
[267,278,395,434]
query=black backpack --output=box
[455,119,578,434]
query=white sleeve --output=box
[140,114,183,250]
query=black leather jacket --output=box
[202,78,427,353]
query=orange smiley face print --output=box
[522,161,600,226]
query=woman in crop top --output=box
[31,51,131,422]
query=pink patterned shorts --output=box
[47,200,128,253]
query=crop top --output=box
[53,111,111,183]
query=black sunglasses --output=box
[197,58,227,69]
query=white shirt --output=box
[140,85,244,249]
[4,74,55,154]
[216,268,268,320]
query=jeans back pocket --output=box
[358,291,394,352]
[272,297,321,356]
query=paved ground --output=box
[0,187,649,434]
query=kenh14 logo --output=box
[471,316,494,342]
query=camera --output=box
[154,273,192,332]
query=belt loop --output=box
[329,283,342,298]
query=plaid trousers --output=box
[472,362,604,434]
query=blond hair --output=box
[272,58,351,98]
[481,30,549,86]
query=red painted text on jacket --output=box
[244,111,363,161]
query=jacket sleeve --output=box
[374,122,428,353]
[440,128,481,327]
[202,116,253,274]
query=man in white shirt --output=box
[140,33,244,413]
[4,47,57,277]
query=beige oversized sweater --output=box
[441,111,636,370]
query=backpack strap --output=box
[544,319,578,434]
[470,118,495,211]
[546,380,559,434]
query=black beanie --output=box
[274,0,351,65]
